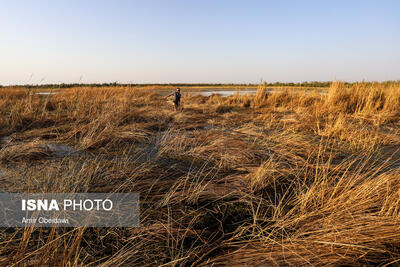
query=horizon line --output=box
[2,80,400,87]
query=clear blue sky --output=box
[1,0,399,85]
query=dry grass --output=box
[0,82,399,266]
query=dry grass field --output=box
[0,82,399,266]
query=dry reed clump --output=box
[317,113,383,150]
[214,104,234,114]
[253,82,400,127]
[0,150,156,266]
[206,93,225,105]
[0,149,151,193]
[223,92,253,108]
[0,140,52,163]
[266,88,293,107]
[161,172,251,206]
[325,81,400,115]
[2,87,170,149]
[254,83,269,107]
[65,108,155,150]
[159,129,269,170]
[0,94,50,132]
[0,88,31,101]
[191,132,267,170]
[0,86,162,130]
[248,157,289,192]
[207,154,400,266]
[52,87,160,122]
[264,89,323,112]
[253,82,400,151]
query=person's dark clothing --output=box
[174,91,181,105]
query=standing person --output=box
[166,88,182,111]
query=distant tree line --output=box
[2,82,253,89]
[263,81,332,87]
[1,81,399,89]
[264,80,399,87]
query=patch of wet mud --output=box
[41,143,79,157]
[137,143,160,163]
[0,136,12,144]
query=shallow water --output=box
[35,92,57,95]
[192,90,258,97]
[41,143,78,156]
[34,88,327,97]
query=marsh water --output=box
[35,88,326,97]
[35,92,58,95]
[35,89,260,97]
[191,90,258,97]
